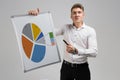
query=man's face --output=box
[71,8,84,23]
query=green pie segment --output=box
[22,23,46,62]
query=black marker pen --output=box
[63,39,69,45]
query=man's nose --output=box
[76,12,79,16]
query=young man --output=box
[28,3,98,80]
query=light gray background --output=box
[0,0,120,80]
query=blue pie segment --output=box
[31,44,46,62]
[36,32,44,41]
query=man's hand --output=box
[28,8,40,16]
[66,44,77,54]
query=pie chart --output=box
[22,23,46,63]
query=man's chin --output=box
[74,21,81,23]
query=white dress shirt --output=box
[55,23,98,64]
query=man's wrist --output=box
[73,48,78,54]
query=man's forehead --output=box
[72,8,83,12]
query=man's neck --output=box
[73,22,83,28]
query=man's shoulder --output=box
[84,24,96,35]
[84,24,95,31]
[65,24,73,27]
[64,24,73,29]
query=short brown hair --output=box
[71,3,84,12]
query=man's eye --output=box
[78,11,81,14]
[72,12,76,14]
[73,12,77,14]
[72,11,81,14]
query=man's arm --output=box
[77,28,98,57]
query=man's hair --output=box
[71,3,84,12]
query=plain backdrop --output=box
[0,0,120,80]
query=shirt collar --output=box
[72,23,85,30]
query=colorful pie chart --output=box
[22,23,46,63]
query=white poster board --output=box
[11,12,61,72]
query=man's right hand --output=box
[28,8,40,16]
